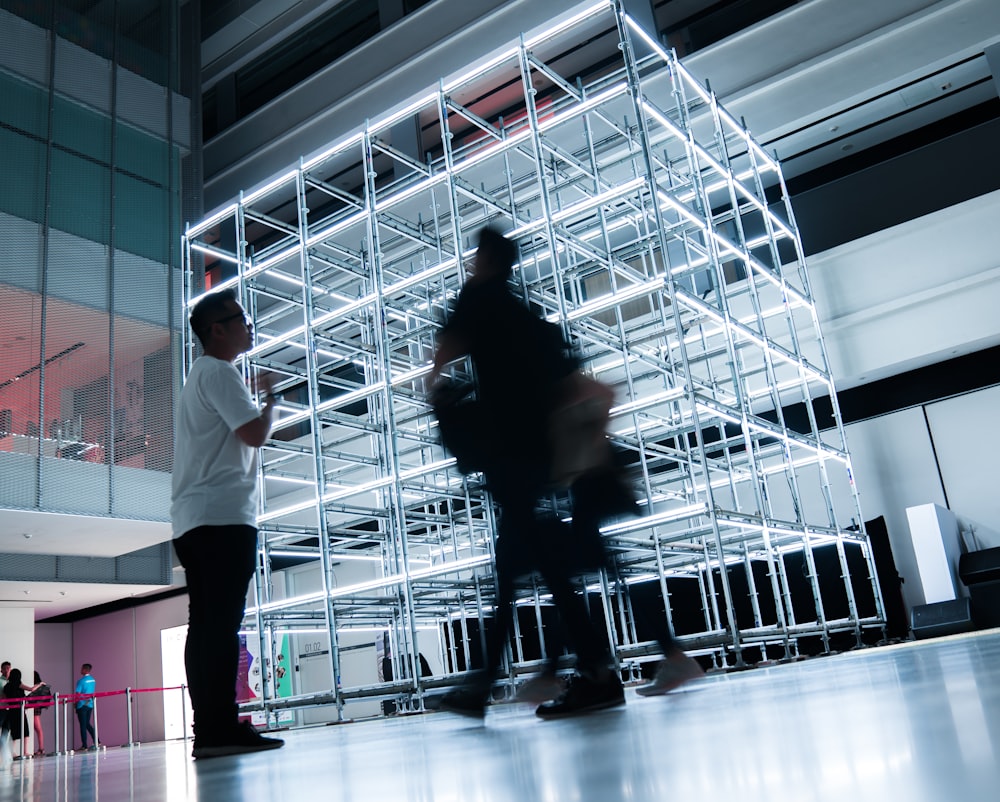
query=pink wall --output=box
[35,622,73,753]
[65,593,188,747]
[36,623,73,694]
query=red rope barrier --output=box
[0,685,186,710]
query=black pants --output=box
[76,706,96,748]
[173,525,257,742]
[475,456,612,696]
[569,467,679,660]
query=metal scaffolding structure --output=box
[183,0,885,723]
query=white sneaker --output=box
[636,655,704,697]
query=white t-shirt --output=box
[171,356,262,538]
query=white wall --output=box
[808,189,1000,389]
[924,385,1000,550]
[845,385,1000,612]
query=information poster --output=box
[243,633,295,725]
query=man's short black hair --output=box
[82,663,92,672]
[190,288,239,348]
[477,227,517,278]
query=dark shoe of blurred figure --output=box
[636,653,705,697]
[535,671,625,719]
[514,673,566,704]
[437,688,488,719]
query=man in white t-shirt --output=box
[171,288,284,759]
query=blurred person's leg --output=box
[571,468,703,697]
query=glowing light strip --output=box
[590,354,635,374]
[251,244,300,274]
[246,262,446,359]
[243,170,299,206]
[747,378,811,400]
[694,396,847,465]
[328,575,403,598]
[391,364,433,386]
[328,553,387,562]
[674,287,827,386]
[186,275,240,308]
[408,554,492,580]
[451,127,532,172]
[320,382,386,414]
[443,47,518,93]
[610,387,686,417]
[264,270,305,287]
[670,255,711,276]
[601,503,708,535]
[313,293,378,327]
[374,172,448,212]
[641,101,687,144]
[643,101,789,251]
[190,242,240,265]
[301,132,364,173]
[524,1,610,51]
[397,458,456,482]
[306,210,369,246]
[251,590,326,614]
[715,104,779,172]
[537,81,629,133]
[657,190,705,230]
[565,276,664,321]
[550,176,645,226]
[264,476,316,486]
[696,402,743,428]
[506,218,549,241]
[246,323,306,357]
[186,203,238,238]
[624,13,672,66]
[382,256,460,296]
[368,93,438,138]
[762,456,821,475]
[258,497,317,523]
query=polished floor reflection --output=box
[2,631,998,802]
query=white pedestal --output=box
[906,503,965,605]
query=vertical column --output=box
[0,607,36,752]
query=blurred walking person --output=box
[433,227,624,718]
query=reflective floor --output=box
[3,630,999,801]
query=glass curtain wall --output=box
[0,0,193,520]
[185,0,885,723]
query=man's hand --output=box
[252,372,274,401]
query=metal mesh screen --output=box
[0,1,187,523]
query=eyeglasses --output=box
[214,311,252,328]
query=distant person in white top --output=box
[171,287,283,759]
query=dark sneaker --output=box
[636,654,704,697]
[437,689,487,719]
[535,672,625,719]
[192,722,285,759]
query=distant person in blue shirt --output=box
[74,663,97,750]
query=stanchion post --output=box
[180,684,188,744]
[63,694,70,753]
[18,699,26,760]
[54,692,61,755]
[126,688,134,748]
[92,695,100,750]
